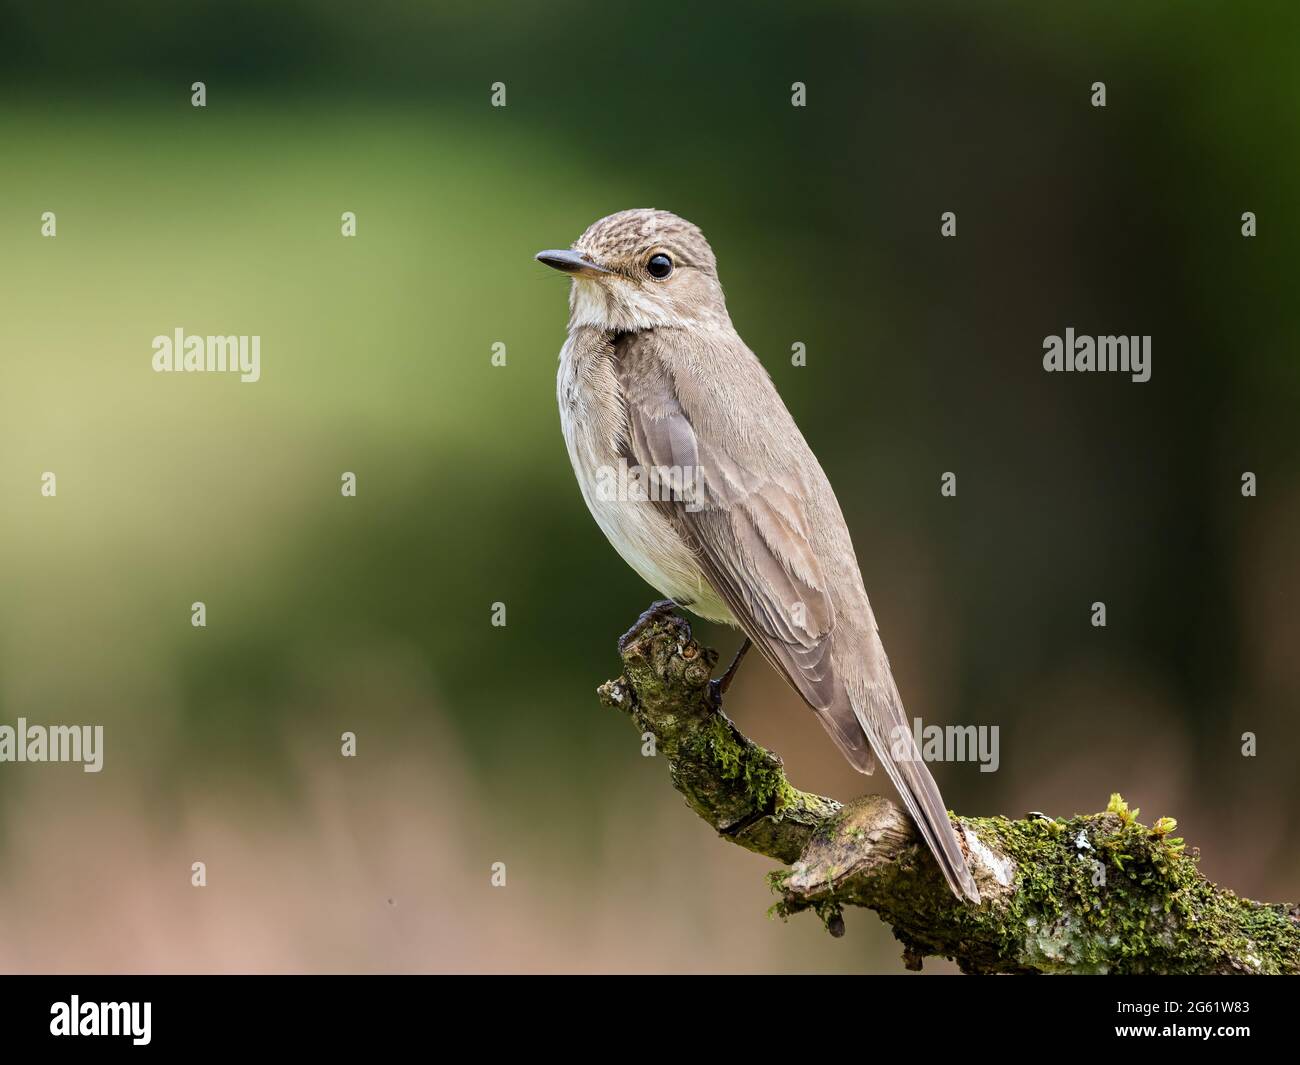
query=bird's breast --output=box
[556,335,733,623]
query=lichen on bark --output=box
[597,608,1300,974]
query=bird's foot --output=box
[708,637,752,706]
[618,599,680,652]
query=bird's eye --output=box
[647,253,673,280]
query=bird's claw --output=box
[618,600,680,652]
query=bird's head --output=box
[536,208,726,332]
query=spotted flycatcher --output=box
[537,209,979,902]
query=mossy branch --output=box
[597,609,1300,974]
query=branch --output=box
[597,608,1300,974]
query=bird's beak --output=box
[535,249,611,277]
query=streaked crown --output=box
[575,209,718,277]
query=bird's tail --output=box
[830,675,981,903]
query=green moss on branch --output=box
[598,609,1300,974]
[597,612,838,864]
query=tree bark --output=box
[597,608,1300,974]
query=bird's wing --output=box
[613,331,983,901]
[613,331,874,769]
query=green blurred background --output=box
[0,1,1297,972]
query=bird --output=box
[536,208,980,902]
